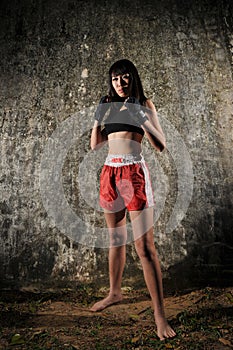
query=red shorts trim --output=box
[99,162,154,212]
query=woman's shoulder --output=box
[144,98,156,111]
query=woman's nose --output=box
[119,77,126,86]
[117,78,122,86]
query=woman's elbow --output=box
[90,141,98,151]
[160,139,166,152]
[90,139,106,151]
[153,137,166,152]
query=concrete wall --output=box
[0,0,232,291]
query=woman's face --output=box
[111,73,130,98]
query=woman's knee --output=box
[134,238,156,260]
[109,229,127,247]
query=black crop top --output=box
[104,108,144,136]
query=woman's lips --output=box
[118,87,127,94]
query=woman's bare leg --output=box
[90,209,127,311]
[130,208,176,340]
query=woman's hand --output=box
[124,97,148,125]
[94,95,110,124]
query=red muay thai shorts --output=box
[99,153,154,212]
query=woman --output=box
[90,59,176,340]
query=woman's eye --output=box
[123,74,129,79]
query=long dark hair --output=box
[108,59,147,105]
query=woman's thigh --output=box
[129,207,154,241]
[104,209,127,246]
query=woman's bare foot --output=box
[90,294,123,312]
[154,314,176,341]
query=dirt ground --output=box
[0,285,233,349]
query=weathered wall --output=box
[0,0,232,291]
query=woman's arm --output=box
[90,121,108,150]
[90,96,110,150]
[142,99,166,152]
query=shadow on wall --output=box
[164,197,233,294]
[0,193,232,292]
[0,239,58,290]
[0,182,232,293]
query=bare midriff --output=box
[107,131,143,155]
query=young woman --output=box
[90,59,176,340]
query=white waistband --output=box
[104,153,144,166]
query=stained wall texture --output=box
[0,0,232,291]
